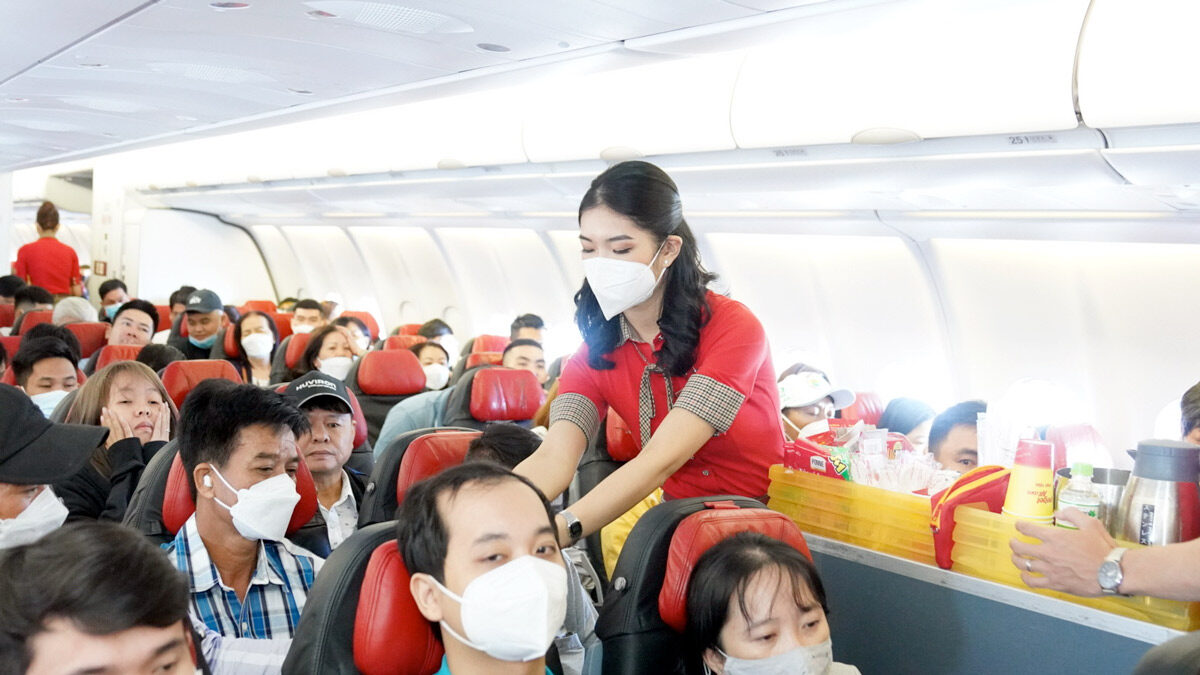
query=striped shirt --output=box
[165,515,323,640]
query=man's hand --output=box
[1009,507,1119,597]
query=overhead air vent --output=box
[302,1,472,34]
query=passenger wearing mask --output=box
[399,462,567,675]
[12,201,82,298]
[7,284,54,335]
[166,380,321,643]
[929,400,986,472]
[515,161,786,555]
[284,372,366,550]
[11,337,80,418]
[58,361,176,521]
[876,397,937,452]
[289,298,327,335]
[294,324,359,381]
[684,532,860,675]
[152,285,197,345]
[0,274,25,304]
[169,289,226,360]
[81,299,161,374]
[0,385,105,550]
[777,370,856,441]
[418,318,459,360]
[412,340,451,391]
[97,278,131,321]
[231,310,279,387]
[50,296,95,326]
[333,314,374,353]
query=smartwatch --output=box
[1098,547,1129,595]
[561,510,583,546]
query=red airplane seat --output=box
[471,334,508,353]
[357,428,480,526]
[285,332,312,370]
[1044,424,1104,473]
[606,409,640,462]
[464,352,502,370]
[0,304,14,329]
[270,312,293,341]
[0,335,23,359]
[16,310,53,335]
[349,350,427,445]
[65,322,109,359]
[340,311,380,340]
[94,344,143,371]
[469,368,544,423]
[161,360,243,409]
[154,305,172,332]
[384,335,426,350]
[397,324,422,336]
[394,431,480,507]
[840,391,885,426]
[354,541,444,675]
[241,300,277,314]
[223,324,242,360]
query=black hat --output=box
[284,371,352,411]
[184,289,223,314]
[0,385,107,484]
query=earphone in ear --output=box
[202,475,212,487]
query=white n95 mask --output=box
[432,555,567,662]
[29,389,71,418]
[241,333,274,359]
[422,363,451,390]
[318,356,355,381]
[714,639,834,675]
[582,243,666,321]
[0,487,69,549]
[291,323,315,335]
[210,468,299,541]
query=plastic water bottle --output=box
[1056,462,1101,529]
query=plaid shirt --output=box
[165,515,323,640]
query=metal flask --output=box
[1116,440,1200,546]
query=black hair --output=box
[575,161,715,378]
[294,298,326,317]
[683,531,828,675]
[222,305,241,324]
[877,397,937,436]
[929,400,987,455]
[35,201,59,231]
[168,286,197,308]
[11,337,78,386]
[410,341,448,363]
[502,338,543,360]
[0,522,190,674]
[417,318,452,339]
[510,313,545,340]
[13,285,53,311]
[177,380,309,499]
[112,299,160,331]
[231,310,279,380]
[0,275,25,299]
[396,462,555,583]
[465,423,543,470]
[296,324,341,377]
[1182,381,1200,438]
[0,341,6,369]
[333,315,371,340]
[137,344,186,374]
[97,278,127,299]
[20,323,81,362]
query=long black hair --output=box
[575,161,715,377]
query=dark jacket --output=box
[54,437,168,522]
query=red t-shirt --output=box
[13,238,80,295]
[553,292,783,499]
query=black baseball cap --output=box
[283,371,353,411]
[184,289,223,314]
[0,385,107,484]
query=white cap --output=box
[778,371,856,410]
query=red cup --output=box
[1014,439,1053,469]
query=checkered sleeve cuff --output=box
[550,392,601,443]
[674,374,745,434]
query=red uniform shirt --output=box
[553,291,783,499]
[13,237,80,295]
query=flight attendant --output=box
[516,161,783,546]
[12,201,82,299]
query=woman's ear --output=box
[702,647,724,674]
[409,573,445,623]
[664,234,684,266]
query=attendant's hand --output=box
[1009,508,1118,597]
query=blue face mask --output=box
[104,304,119,320]
[189,333,218,350]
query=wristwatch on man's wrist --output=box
[1098,547,1129,595]
[560,510,583,546]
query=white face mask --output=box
[210,468,299,541]
[0,487,68,549]
[291,323,315,335]
[431,555,567,662]
[582,243,667,321]
[241,332,274,359]
[422,363,451,390]
[714,639,833,675]
[318,356,355,381]
[29,389,71,418]
[355,336,371,352]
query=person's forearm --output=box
[1120,538,1200,600]
[514,421,588,501]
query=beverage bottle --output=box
[1056,462,1101,529]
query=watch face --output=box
[1098,560,1121,589]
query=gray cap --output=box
[184,289,223,314]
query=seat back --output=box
[241,299,277,314]
[280,523,441,675]
[161,360,243,409]
[0,304,14,328]
[384,335,426,350]
[440,367,544,432]
[348,351,427,445]
[94,344,143,371]
[358,428,479,527]
[840,391,885,426]
[606,409,640,462]
[1044,423,1103,473]
[153,305,172,332]
[285,332,312,370]
[397,323,422,336]
[271,311,294,340]
[471,334,509,353]
[16,310,53,335]
[596,497,807,675]
[394,430,480,506]
[64,322,109,359]
[222,324,242,360]
[340,311,379,340]
[465,352,502,370]
[0,335,22,359]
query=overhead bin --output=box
[1077,0,1200,129]
[730,0,1088,148]
[1099,125,1200,200]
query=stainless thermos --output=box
[1116,440,1200,546]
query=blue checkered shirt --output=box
[164,515,323,640]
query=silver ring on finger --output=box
[1025,559,1034,573]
